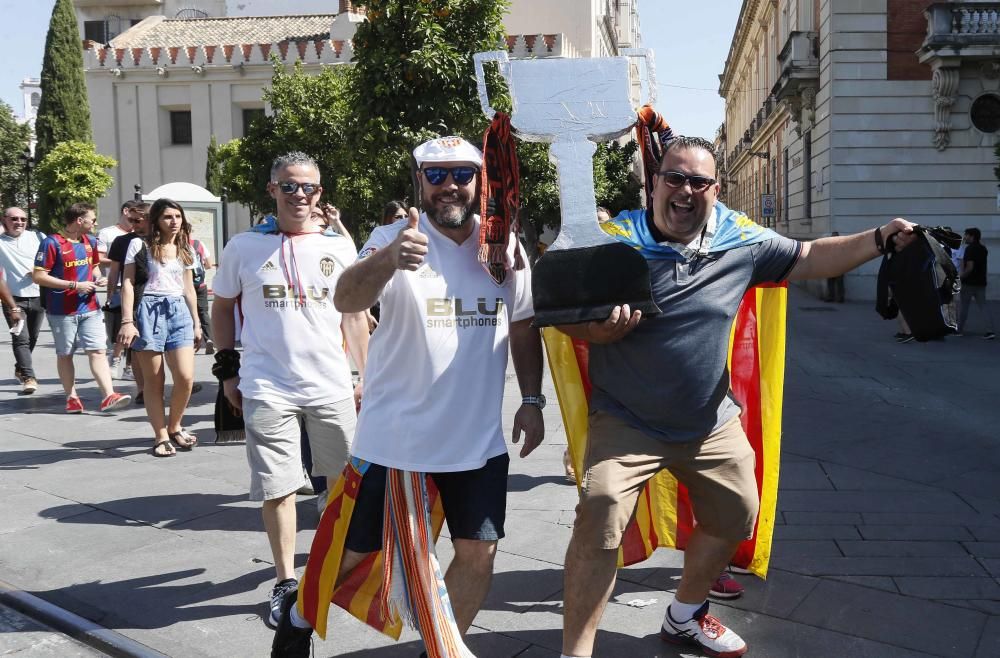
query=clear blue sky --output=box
[0,0,744,137]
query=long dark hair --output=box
[147,198,193,265]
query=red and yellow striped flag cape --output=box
[544,283,787,577]
[298,460,447,640]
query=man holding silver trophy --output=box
[472,50,919,658]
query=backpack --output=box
[876,226,961,341]
[191,239,206,288]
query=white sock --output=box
[667,599,704,623]
[288,601,312,630]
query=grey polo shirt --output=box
[589,235,801,443]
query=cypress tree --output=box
[35,0,93,230]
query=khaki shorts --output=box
[574,411,759,549]
[244,397,355,501]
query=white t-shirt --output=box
[350,214,533,472]
[0,231,42,297]
[212,231,358,407]
[125,238,195,297]
[98,224,130,273]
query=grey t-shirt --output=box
[589,235,801,443]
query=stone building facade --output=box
[76,0,642,236]
[720,0,1000,300]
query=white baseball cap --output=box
[413,136,483,167]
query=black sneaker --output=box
[267,578,298,629]
[896,333,915,343]
[270,587,312,658]
[985,332,996,340]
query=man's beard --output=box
[426,198,475,229]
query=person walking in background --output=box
[32,203,131,414]
[380,200,407,226]
[118,199,202,456]
[0,207,45,394]
[98,200,141,373]
[190,236,215,355]
[957,227,995,340]
[212,152,368,631]
[106,202,150,401]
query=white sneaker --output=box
[661,601,747,657]
[121,365,134,381]
[109,356,121,378]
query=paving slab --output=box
[857,525,975,541]
[789,579,987,657]
[2,286,999,657]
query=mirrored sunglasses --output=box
[421,166,478,186]
[276,181,320,195]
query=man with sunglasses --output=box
[557,136,918,658]
[105,202,151,398]
[212,152,369,633]
[270,137,543,656]
[99,200,144,375]
[0,207,45,394]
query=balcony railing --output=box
[771,31,819,100]
[922,3,1000,56]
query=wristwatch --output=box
[521,394,546,409]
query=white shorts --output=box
[243,397,355,501]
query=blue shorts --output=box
[48,310,107,356]
[133,295,194,352]
[344,453,510,553]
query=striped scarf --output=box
[479,112,524,285]
[299,460,471,657]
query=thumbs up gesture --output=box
[390,207,428,271]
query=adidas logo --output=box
[259,260,278,272]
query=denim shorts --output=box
[133,295,194,352]
[48,310,107,356]
[344,453,510,553]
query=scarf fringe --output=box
[381,469,473,658]
[213,430,245,444]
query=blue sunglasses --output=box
[421,166,478,186]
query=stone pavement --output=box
[0,286,998,657]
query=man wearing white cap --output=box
[271,136,544,657]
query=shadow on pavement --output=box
[27,567,269,630]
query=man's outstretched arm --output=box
[788,218,917,281]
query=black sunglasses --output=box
[422,166,478,186]
[656,170,717,192]
[275,181,320,195]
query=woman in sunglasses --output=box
[118,198,202,457]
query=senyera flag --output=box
[544,282,787,575]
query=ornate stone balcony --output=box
[918,4,1000,150]
[921,3,1000,57]
[771,31,819,136]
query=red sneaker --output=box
[65,396,84,414]
[100,392,132,412]
[708,571,744,599]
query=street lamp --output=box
[18,147,34,224]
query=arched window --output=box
[176,8,209,19]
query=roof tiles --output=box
[111,15,337,49]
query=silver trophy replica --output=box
[474,48,661,326]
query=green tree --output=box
[211,1,641,242]
[0,102,32,209]
[35,0,94,227]
[34,141,116,228]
